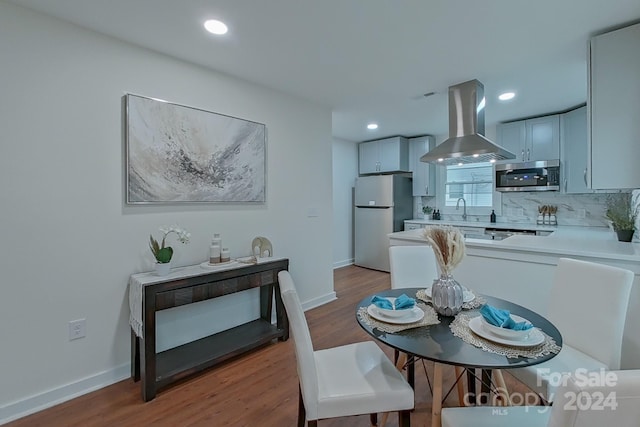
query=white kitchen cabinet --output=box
[560,105,591,194]
[404,221,424,231]
[589,23,640,189]
[408,135,435,196]
[454,225,486,238]
[358,136,409,175]
[497,115,560,163]
[496,121,525,162]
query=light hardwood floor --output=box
[7,265,531,426]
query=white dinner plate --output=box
[424,287,475,303]
[367,304,425,324]
[468,316,545,347]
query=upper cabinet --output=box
[408,135,435,196]
[496,121,525,161]
[497,115,560,163]
[358,136,409,175]
[560,106,591,194]
[589,23,640,189]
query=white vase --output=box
[154,262,171,276]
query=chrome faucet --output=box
[456,197,467,221]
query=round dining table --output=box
[356,288,562,427]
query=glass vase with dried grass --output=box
[423,226,466,316]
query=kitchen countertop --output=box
[404,219,559,232]
[389,226,640,263]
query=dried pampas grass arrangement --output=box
[423,226,466,275]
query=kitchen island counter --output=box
[390,226,640,263]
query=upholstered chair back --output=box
[549,258,633,369]
[389,245,439,289]
[278,271,319,420]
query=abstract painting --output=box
[125,94,266,204]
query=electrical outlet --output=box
[68,319,86,341]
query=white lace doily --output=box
[450,313,561,359]
[357,303,440,333]
[416,288,486,310]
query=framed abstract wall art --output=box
[125,94,266,204]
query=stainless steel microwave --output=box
[494,159,560,192]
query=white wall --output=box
[0,3,335,422]
[332,138,358,268]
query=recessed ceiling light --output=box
[438,158,444,162]
[457,162,463,166]
[498,92,515,101]
[489,159,496,163]
[367,123,378,130]
[472,153,479,158]
[204,19,228,35]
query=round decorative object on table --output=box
[154,262,171,276]
[431,274,463,316]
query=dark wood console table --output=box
[129,258,289,401]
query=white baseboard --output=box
[0,364,130,425]
[301,291,337,311]
[333,258,354,269]
[1,290,338,425]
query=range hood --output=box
[420,79,516,165]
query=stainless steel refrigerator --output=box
[354,174,413,272]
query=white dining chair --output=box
[509,257,634,402]
[389,245,440,289]
[277,270,414,427]
[441,369,640,427]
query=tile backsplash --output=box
[418,191,635,228]
[499,192,612,227]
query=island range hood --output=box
[420,79,516,165]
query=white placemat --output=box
[450,313,561,359]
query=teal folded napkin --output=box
[371,294,415,310]
[394,294,416,310]
[371,295,393,310]
[480,304,532,330]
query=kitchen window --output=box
[444,162,493,208]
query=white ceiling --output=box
[11,0,640,142]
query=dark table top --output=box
[356,288,562,370]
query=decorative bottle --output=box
[210,233,222,264]
[490,210,496,223]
